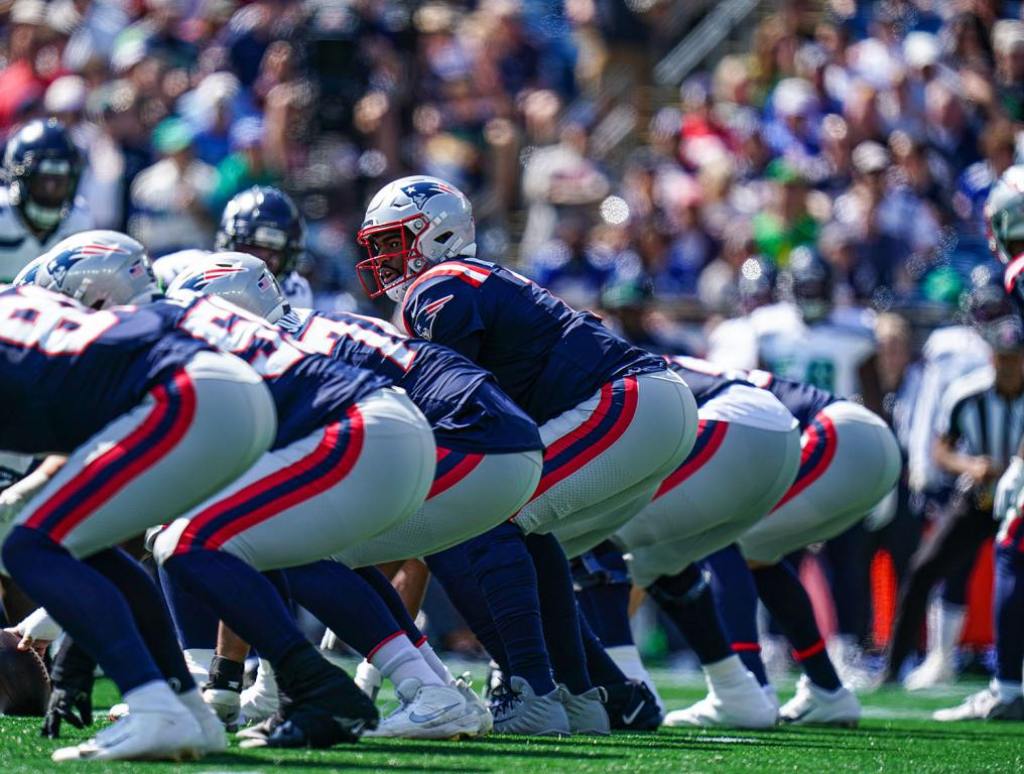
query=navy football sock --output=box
[465,524,557,695]
[574,541,634,648]
[648,563,733,665]
[578,604,628,686]
[753,562,840,691]
[706,545,769,685]
[995,547,1024,684]
[87,548,196,692]
[427,546,510,672]
[525,532,591,693]
[2,527,162,693]
[161,549,306,665]
[285,561,404,656]
[355,566,425,643]
[157,564,218,650]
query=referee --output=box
[882,294,1024,683]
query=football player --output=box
[177,258,546,739]
[150,186,312,306]
[581,358,900,728]
[0,282,276,761]
[0,119,90,282]
[578,355,802,729]
[28,232,438,748]
[354,175,699,734]
[214,185,313,307]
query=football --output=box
[0,629,50,716]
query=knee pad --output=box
[647,563,709,607]
[572,539,632,591]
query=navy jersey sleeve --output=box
[402,275,485,359]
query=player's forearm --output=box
[933,440,982,478]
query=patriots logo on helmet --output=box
[401,181,455,209]
[179,265,245,291]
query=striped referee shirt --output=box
[937,365,1024,468]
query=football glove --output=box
[42,639,95,738]
[995,456,1024,522]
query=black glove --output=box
[42,639,95,738]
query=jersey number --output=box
[0,287,117,355]
[179,296,303,378]
[298,314,417,373]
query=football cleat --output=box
[779,675,860,727]
[365,678,478,739]
[53,705,204,762]
[178,689,228,754]
[491,676,570,736]
[903,652,957,691]
[455,674,493,735]
[484,660,504,700]
[933,684,1024,722]
[762,683,781,716]
[602,680,663,731]
[663,671,777,729]
[202,688,240,728]
[557,684,610,735]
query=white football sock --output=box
[935,602,965,659]
[704,654,754,690]
[995,678,1022,704]
[370,634,444,688]
[607,644,665,711]
[417,640,455,684]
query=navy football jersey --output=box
[280,308,541,454]
[400,259,664,424]
[741,368,837,429]
[0,284,210,453]
[664,355,750,405]
[148,293,390,449]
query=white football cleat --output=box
[933,683,1024,722]
[663,669,777,729]
[762,683,781,717]
[455,674,493,735]
[202,686,241,727]
[663,689,777,729]
[364,678,477,739]
[54,704,204,762]
[903,652,956,691]
[240,659,279,725]
[779,675,860,727]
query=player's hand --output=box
[42,640,96,738]
[42,685,93,738]
[967,456,1001,485]
[13,608,61,656]
[995,457,1024,521]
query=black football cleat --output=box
[602,679,663,731]
[240,645,378,748]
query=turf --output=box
[2,669,1023,773]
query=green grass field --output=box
[2,668,1023,773]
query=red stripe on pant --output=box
[175,407,364,554]
[24,370,197,542]
[769,413,838,513]
[528,376,639,502]
[791,639,826,661]
[732,641,761,653]
[653,419,728,500]
[427,448,485,499]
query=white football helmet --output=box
[167,251,290,323]
[356,175,476,302]
[30,230,159,309]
